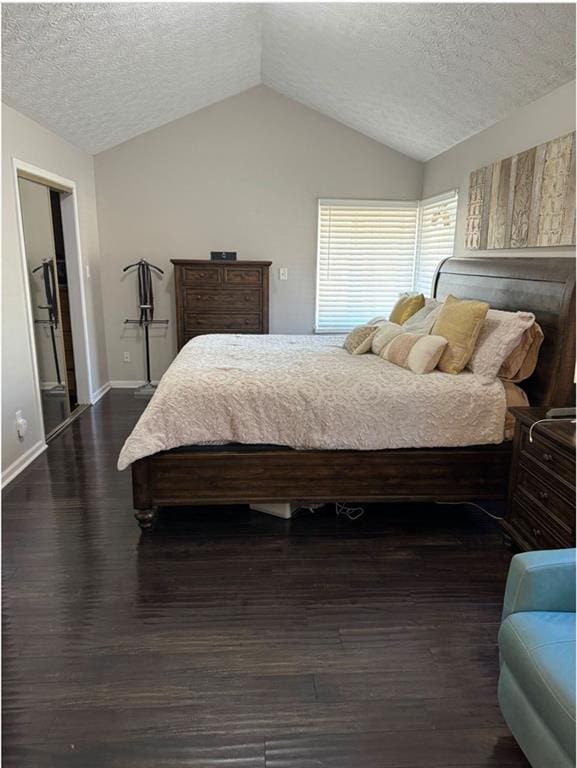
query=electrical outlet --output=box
[279,267,288,281]
[123,351,130,363]
[15,410,27,440]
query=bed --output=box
[125,256,575,530]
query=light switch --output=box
[279,267,288,281]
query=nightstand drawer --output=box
[519,424,574,488]
[515,464,574,534]
[506,498,568,551]
[519,450,574,503]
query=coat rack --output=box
[123,259,168,398]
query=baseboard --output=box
[2,440,47,488]
[90,381,111,404]
[109,380,159,389]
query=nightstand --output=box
[503,407,576,551]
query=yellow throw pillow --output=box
[432,294,490,374]
[343,325,378,355]
[389,293,425,325]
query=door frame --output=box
[12,159,93,440]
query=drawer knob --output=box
[532,527,541,538]
[542,452,554,463]
[538,490,549,502]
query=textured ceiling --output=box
[262,3,576,160]
[2,3,262,153]
[2,3,575,159]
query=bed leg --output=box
[134,507,158,532]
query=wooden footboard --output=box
[131,443,512,528]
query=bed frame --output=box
[131,256,575,530]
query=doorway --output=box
[17,175,86,439]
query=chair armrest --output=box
[502,549,576,621]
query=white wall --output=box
[94,85,423,382]
[2,104,108,478]
[423,80,577,259]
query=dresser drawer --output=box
[519,424,574,488]
[515,464,575,534]
[185,312,261,332]
[223,267,262,285]
[182,267,221,286]
[183,287,261,311]
[507,498,568,550]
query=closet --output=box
[18,177,81,439]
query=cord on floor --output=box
[336,502,365,521]
[435,500,505,521]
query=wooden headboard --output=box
[433,257,575,407]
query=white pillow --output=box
[402,301,443,332]
[467,310,536,384]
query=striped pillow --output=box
[380,332,448,374]
[370,322,404,355]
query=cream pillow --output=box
[370,322,404,355]
[432,294,489,374]
[402,301,443,333]
[389,293,425,325]
[343,325,378,355]
[467,310,536,384]
[381,332,448,374]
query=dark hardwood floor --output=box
[2,390,529,767]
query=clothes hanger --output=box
[122,258,164,275]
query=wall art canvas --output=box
[465,132,576,250]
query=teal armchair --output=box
[498,549,576,768]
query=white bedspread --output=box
[117,334,507,470]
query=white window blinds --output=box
[315,200,418,333]
[315,192,457,332]
[414,190,458,295]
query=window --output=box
[413,191,459,295]
[315,191,457,332]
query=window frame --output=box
[314,191,457,333]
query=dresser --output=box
[171,260,272,350]
[503,407,576,551]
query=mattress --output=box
[118,333,515,470]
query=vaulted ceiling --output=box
[2,3,575,160]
